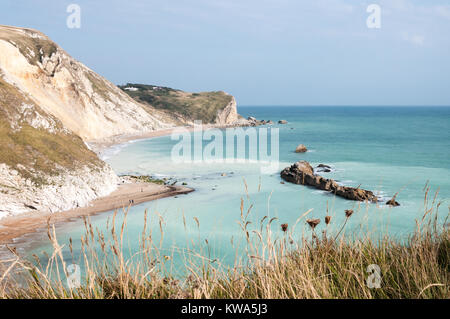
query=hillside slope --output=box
[120,84,242,125]
[0,76,118,218]
[0,25,175,142]
[0,25,246,218]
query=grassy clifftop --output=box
[0,25,57,67]
[119,83,234,124]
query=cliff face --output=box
[0,25,140,218]
[0,25,175,142]
[0,25,244,219]
[0,164,118,219]
[0,74,119,218]
[215,96,239,125]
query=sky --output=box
[1,0,450,106]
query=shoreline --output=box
[0,180,193,246]
[87,122,250,155]
[0,122,250,249]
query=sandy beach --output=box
[0,123,241,247]
[0,180,193,245]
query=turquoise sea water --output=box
[14,106,450,272]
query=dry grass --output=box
[0,77,101,186]
[0,190,448,299]
[0,25,57,66]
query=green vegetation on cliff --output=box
[119,83,233,123]
[0,25,57,66]
[0,78,101,186]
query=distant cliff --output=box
[119,84,242,125]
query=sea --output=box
[8,106,450,274]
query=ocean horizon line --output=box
[238,105,450,108]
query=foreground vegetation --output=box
[0,189,448,299]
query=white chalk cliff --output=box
[0,25,174,142]
[0,25,244,219]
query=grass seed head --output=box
[345,209,354,218]
[306,218,320,230]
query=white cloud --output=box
[315,0,355,15]
[435,5,450,20]
[410,35,425,46]
[402,33,425,46]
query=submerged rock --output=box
[280,161,378,202]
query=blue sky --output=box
[2,0,450,106]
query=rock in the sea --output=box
[295,144,308,153]
[246,116,265,126]
[386,198,400,206]
[278,120,288,124]
[280,161,377,202]
[315,164,332,173]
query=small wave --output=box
[100,144,127,160]
[314,168,336,174]
[152,173,168,178]
[311,190,329,195]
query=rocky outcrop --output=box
[0,163,119,219]
[386,195,400,206]
[386,198,400,206]
[280,161,378,202]
[295,144,308,153]
[215,96,239,125]
[246,116,266,126]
